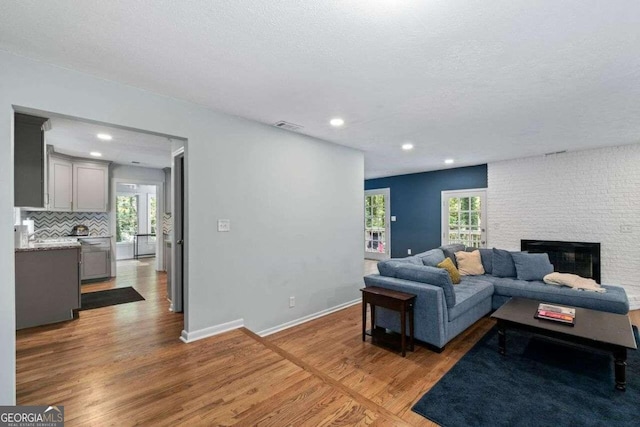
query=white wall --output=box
[487,144,640,309]
[0,50,364,403]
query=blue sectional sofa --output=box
[363,244,629,351]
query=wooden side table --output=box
[361,286,416,357]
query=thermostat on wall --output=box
[217,219,231,232]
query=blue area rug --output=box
[412,326,640,426]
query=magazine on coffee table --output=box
[534,303,575,326]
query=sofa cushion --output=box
[479,248,493,274]
[492,248,518,277]
[490,277,629,314]
[448,277,494,321]
[415,249,446,267]
[455,250,485,276]
[512,252,554,281]
[440,243,465,267]
[437,257,461,285]
[394,264,456,308]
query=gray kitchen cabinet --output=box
[15,247,81,329]
[164,167,172,214]
[48,154,73,211]
[82,250,110,280]
[80,237,111,281]
[14,113,48,207]
[73,161,109,212]
[46,153,110,212]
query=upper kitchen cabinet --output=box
[47,153,109,212]
[14,113,48,207]
[48,155,73,211]
[73,162,109,212]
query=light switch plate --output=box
[391,216,397,222]
[217,219,231,232]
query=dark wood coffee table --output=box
[491,297,637,391]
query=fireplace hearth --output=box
[520,240,601,283]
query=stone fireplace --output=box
[520,240,601,283]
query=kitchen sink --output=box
[31,238,79,248]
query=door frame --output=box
[441,188,487,248]
[364,188,391,261]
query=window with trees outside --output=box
[148,195,157,235]
[442,190,487,248]
[116,195,138,243]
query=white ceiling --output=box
[45,116,172,168]
[1,1,639,178]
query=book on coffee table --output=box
[535,303,575,326]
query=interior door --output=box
[441,189,487,248]
[364,188,391,260]
[171,150,184,313]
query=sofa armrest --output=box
[363,274,449,347]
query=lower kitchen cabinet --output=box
[15,247,81,329]
[79,237,112,281]
[82,250,110,280]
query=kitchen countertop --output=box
[15,242,81,252]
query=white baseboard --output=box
[180,318,244,343]
[257,299,360,337]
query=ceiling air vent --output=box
[544,150,567,157]
[273,121,304,132]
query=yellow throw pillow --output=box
[437,257,461,284]
[455,250,485,276]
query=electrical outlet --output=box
[289,296,295,308]
[407,249,412,255]
[620,224,633,233]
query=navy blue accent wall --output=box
[365,165,487,258]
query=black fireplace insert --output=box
[520,240,601,283]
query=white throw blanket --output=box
[543,272,606,293]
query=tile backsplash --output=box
[23,211,110,238]
[163,213,172,235]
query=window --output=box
[441,190,487,248]
[148,194,157,235]
[116,195,138,243]
[364,188,390,260]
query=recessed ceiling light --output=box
[90,152,102,157]
[402,143,414,150]
[329,118,345,127]
[444,158,454,164]
[97,133,112,141]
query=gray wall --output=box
[0,50,364,404]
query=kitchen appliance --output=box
[70,225,90,236]
[14,225,29,248]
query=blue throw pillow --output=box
[377,257,424,277]
[512,252,554,281]
[394,264,456,308]
[492,248,518,277]
[439,244,465,267]
[415,249,445,267]
[478,248,493,274]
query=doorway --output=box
[112,180,162,274]
[441,189,487,248]
[364,188,390,260]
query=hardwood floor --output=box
[16,259,639,426]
